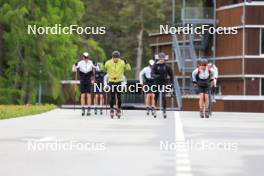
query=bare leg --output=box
[86,93,92,115]
[199,93,205,117]
[81,93,86,116]
[81,93,86,106]
[146,94,151,115]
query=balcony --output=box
[181,7,215,24]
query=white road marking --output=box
[175,111,193,176]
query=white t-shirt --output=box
[77,60,94,73]
[192,67,215,82]
[139,66,152,84]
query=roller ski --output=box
[146,106,150,115]
[110,109,114,119]
[163,110,167,119]
[116,109,121,119]
[86,107,91,116]
[81,107,85,116]
[205,108,209,118]
[94,108,98,115]
[152,108,157,118]
[200,108,204,118]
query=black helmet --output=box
[200,58,208,65]
[112,50,120,58]
[158,52,166,59]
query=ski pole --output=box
[74,68,78,111]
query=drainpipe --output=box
[242,0,246,95]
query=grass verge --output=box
[0,104,57,120]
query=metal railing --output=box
[181,7,214,24]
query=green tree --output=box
[0,0,86,104]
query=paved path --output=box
[0,109,263,176]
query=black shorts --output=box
[80,81,92,94]
[144,80,155,94]
[198,85,209,94]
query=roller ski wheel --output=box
[152,109,157,118]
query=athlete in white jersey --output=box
[192,59,215,118]
[73,52,95,116]
[139,60,156,117]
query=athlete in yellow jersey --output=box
[101,50,131,118]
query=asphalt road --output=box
[0,109,263,176]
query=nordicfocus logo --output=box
[160,24,238,35]
[94,83,173,93]
[23,136,106,152]
[160,140,239,152]
[27,24,106,35]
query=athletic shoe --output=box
[94,108,97,115]
[100,109,103,115]
[81,107,85,116]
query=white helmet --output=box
[149,59,155,66]
[83,52,89,57]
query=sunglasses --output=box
[200,64,207,66]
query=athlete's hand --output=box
[193,83,198,88]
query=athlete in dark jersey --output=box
[151,52,173,118]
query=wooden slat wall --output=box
[245,58,264,74]
[149,34,171,45]
[246,6,264,25]
[219,79,244,95]
[216,30,243,57]
[216,59,242,75]
[182,98,264,112]
[224,100,264,112]
[246,78,259,95]
[217,6,242,27]
[246,29,260,55]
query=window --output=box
[261,29,264,55]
